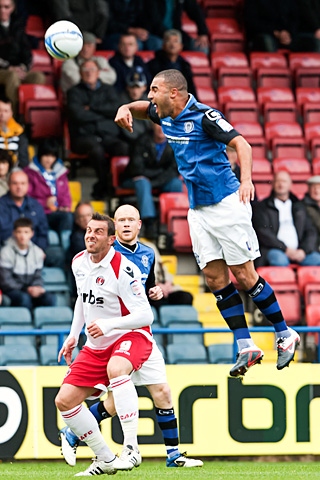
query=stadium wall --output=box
[1,363,320,460]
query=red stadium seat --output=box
[256,68,292,88]
[232,121,264,137]
[312,157,320,175]
[264,121,304,149]
[289,52,320,71]
[159,193,191,253]
[295,68,320,88]
[272,157,311,182]
[110,156,135,197]
[256,266,298,287]
[264,101,298,123]
[18,84,57,117]
[217,66,252,87]
[297,266,320,300]
[196,85,218,105]
[217,86,256,110]
[95,50,115,60]
[180,51,211,76]
[272,137,307,159]
[290,182,308,200]
[305,304,320,343]
[252,158,273,182]
[206,17,241,34]
[211,52,248,76]
[257,87,295,112]
[296,88,320,114]
[224,101,259,123]
[31,49,54,85]
[254,182,272,200]
[25,15,46,39]
[250,52,288,72]
[25,101,62,139]
[203,0,239,18]
[304,122,320,147]
[303,102,320,124]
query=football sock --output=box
[90,400,112,424]
[247,277,290,339]
[213,283,254,349]
[110,375,139,450]
[60,404,114,460]
[155,407,180,458]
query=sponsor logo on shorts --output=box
[115,340,132,356]
[249,283,264,298]
[184,121,194,133]
[96,276,105,285]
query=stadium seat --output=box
[217,86,256,111]
[256,266,298,288]
[305,304,320,344]
[39,344,79,366]
[264,121,304,149]
[224,101,259,123]
[18,84,58,117]
[136,50,155,63]
[0,307,32,326]
[0,344,39,366]
[263,102,298,123]
[166,321,204,344]
[312,157,320,175]
[166,343,208,364]
[159,192,192,252]
[160,255,178,275]
[304,123,320,149]
[41,268,71,306]
[250,52,288,72]
[33,306,73,329]
[172,274,202,296]
[152,321,165,348]
[256,67,292,88]
[271,137,307,159]
[302,102,320,124]
[254,182,272,200]
[211,52,248,73]
[31,49,54,85]
[68,181,82,211]
[0,324,36,346]
[297,266,320,305]
[159,192,189,224]
[207,343,234,363]
[180,51,211,77]
[289,53,320,87]
[232,121,264,138]
[256,87,295,113]
[206,17,241,35]
[272,157,311,182]
[26,102,62,139]
[290,182,308,200]
[110,156,135,198]
[252,158,273,182]
[158,305,199,327]
[25,15,46,40]
[296,88,320,115]
[203,0,239,18]
[217,66,253,87]
[210,32,245,53]
[196,86,217,105]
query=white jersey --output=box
[70,246,154,350]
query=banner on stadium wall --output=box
[1,363,320,460]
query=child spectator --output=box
[24,138,73,237]
[0,217,56,310]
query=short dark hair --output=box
[0,149,13,170]
[13,217,33,231]
[37,138,60,160]
[154,69,188,92]
[91,212,115,235]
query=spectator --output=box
[24,138,73,237]
[119,67,151,144]
[252,170,320,267]
[244,0,300,52]
[121,122,183,239]
[0,169,48,251]
[49,0,108,44]
[109,34,151,94]
[0,97,29,167]
[103,0,163,51]
[296,0,320,52]
[147,29,197,99]
[66,59,128,200]
[69,202,93,258]
[60,31,117,94]
[303,175,320,246]
[0,149,13,196]
[0,217,55,310]
[143,0,210,53]
[0,0,45,114]
[143,238,193,311]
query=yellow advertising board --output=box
[1,363,320,460]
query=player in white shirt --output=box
[55,213,154,476]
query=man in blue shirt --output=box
[114,68,300,377]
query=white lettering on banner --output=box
[0,387,22,443]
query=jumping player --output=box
[114,69,300,377]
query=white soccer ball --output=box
[44,20,83,60]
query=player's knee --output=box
[55,391,69,412]
[151,383,172,406]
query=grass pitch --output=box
[1,460,320,479]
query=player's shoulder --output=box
[137,241,155,258]
[72,250,86,266]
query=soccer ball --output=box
[44,20,83,60]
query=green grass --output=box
[1,460,320,479]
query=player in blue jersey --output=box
[60,204,203,469]
[114,68,300,377]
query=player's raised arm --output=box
[114,100,150,132]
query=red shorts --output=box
[63,332,152,391]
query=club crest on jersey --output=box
[130,279,142,296]
[184,121,194,133]
[141,255,149,267]
[96,276,105,285]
